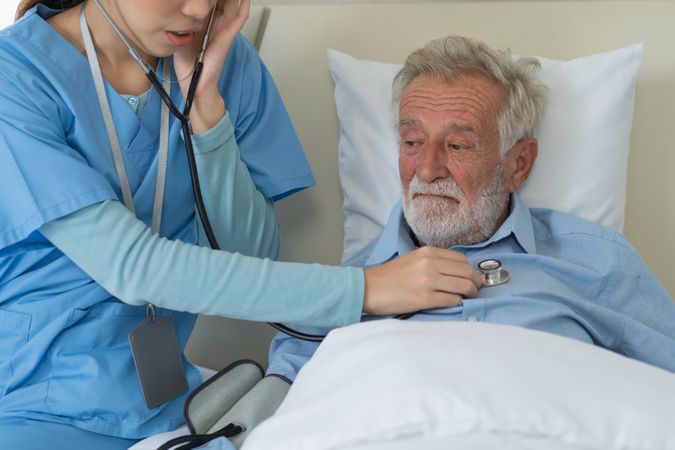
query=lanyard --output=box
[79,6,192,407]
[79,4,169,235]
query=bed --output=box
[135,1,675,449]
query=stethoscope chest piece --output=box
[478,259,510,286]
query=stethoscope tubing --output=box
[92,0,325,341]
[95,1,487,343]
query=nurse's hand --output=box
[173,0,251,134]
[362,247,484,316]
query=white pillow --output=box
[328,45,644,263]
[0,3,15,29]
[243,320,675,450]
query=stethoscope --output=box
[91,0,220,245]
[90,0,319,342]
[91,0,513,343]
[477,258,510,286]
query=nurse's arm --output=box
[191,112,279,259]
[40,200,362,327]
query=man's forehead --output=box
[399,74,506,128]
[398,119,477,134]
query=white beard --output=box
[402,166,509,248]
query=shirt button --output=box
[127,96,139,107]
[467,316,478,322]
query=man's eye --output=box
[449,143,463,151]
[404,141,419,148]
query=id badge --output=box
[129,306,188,409]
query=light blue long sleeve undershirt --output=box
[40,113,364,328]
[189,111,280,258]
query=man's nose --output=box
[416,144,450,183]
[182,0,214,20]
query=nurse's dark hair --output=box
[15,1,84,20]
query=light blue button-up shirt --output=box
[268,194,675,380]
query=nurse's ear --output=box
[504,138,538,193]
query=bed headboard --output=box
[187,1,675,370]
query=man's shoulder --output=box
[529,207,631,250]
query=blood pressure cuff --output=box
[181,360,291,449]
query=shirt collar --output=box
[511,193,537,253]
[365,193,536,266]
[454,193,536,254]
[365,200,415,266]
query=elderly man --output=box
[267,35,675,381]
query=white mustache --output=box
[408,176,465,200]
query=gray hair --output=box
[393,35,548,155]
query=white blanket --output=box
[243,320,675,450]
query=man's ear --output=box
[505,138,538,192]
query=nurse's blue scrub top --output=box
[0,6,314,438]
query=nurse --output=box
[0,0,483,448]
